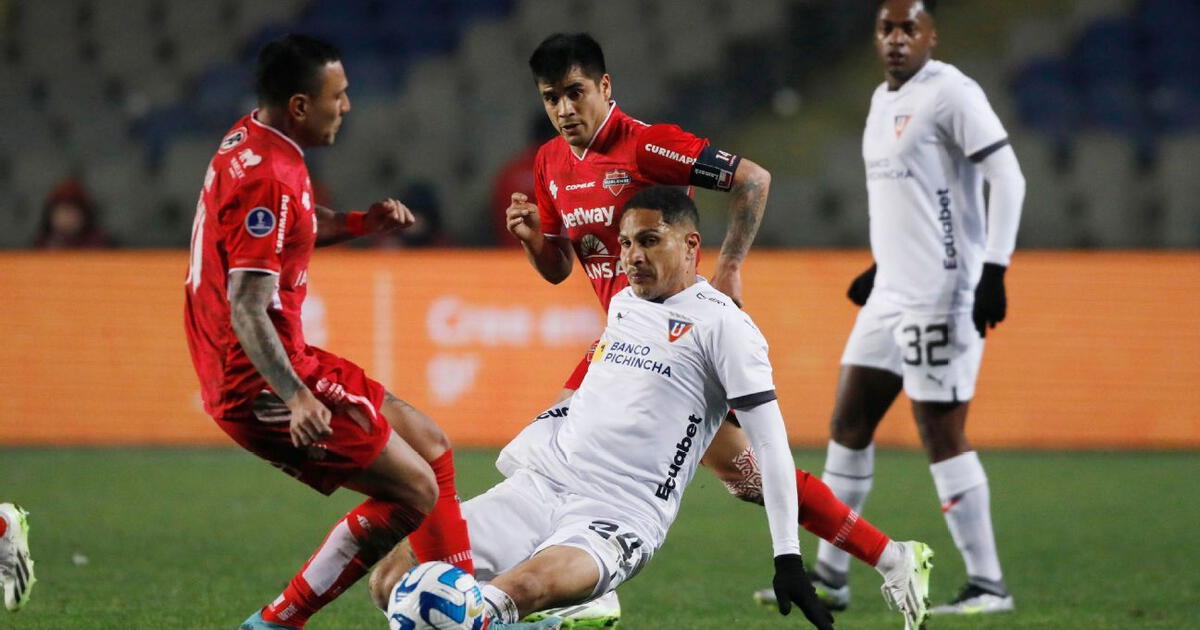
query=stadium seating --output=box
[1,0,1197,248]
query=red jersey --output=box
[184,112,319,419]
[533,102,742,312]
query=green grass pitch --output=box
[1,448,1196,629]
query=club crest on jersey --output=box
[219,127,248,153]
[894,115,911,138]
[668,318,693,342]
[603,169,632,196]
[245,207,276,237]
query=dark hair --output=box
[255,34,341,108]
[879,0,936,16]
[623,186,699,229]
[528,33,606,84]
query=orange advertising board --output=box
[0,250,1196,448]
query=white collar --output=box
[250,109,305,157]
[571,100,617,161]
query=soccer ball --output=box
[387,561,488,630]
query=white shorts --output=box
[463,469,655,600]
[840,298,984,402]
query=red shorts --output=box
[214,346,390,495]
[562,339,599,390]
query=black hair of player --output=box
[878,0,936,16]
[624,186,699,231]
[255,34,341,109]
[529,33,606,85]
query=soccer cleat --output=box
[238,610,299,630]
[0,503,36,612]
[524,591,620,627]
[929,583,1014,615]
[879,541,934,630]
[494,616,564,629]
[752,571,850,612]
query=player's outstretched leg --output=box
[878,541,934,630]
[523,590,621,628]
[0,503,36,612]
[492,618,564,629]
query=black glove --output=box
[973,263,1007,338]
[772,554,834,629]
[846,264,876,307]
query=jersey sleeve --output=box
[636,124,742,192]
[532,147,565,238]
[220,177,294,274]
[708,309,776,409]
[936,77,1010,161]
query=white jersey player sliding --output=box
[371,186,934,630]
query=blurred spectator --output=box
[489,113,557,247]
[368,180,448,248]
[34,179,114,249]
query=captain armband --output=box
[689,145,742,192]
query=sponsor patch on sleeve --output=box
[244,207,276,237]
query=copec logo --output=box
[426,296,603,347]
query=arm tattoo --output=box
[720,173,768,265]
[229,271,305,401]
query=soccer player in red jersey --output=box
[182,35,472,630]
[505,32,921,615]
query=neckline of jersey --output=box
[637,276,708,306]
[571,101,619,162]
[883,59,940,96]
[249,109,305,158]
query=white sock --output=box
[873,540,904,577]
[815,440,875,585]
[930,451,1006,592]
[482,584,519,624]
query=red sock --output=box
[261,498,426,628]
[408,450,475,573]
[797,469,890,566]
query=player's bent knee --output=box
[363,445,439,511]
[409,467,439,513]
[496,569,552,613]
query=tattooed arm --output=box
[711,158,771,306]
[228,270,331,446]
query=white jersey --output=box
[497,279,775,544]
[862,59,1009,312]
